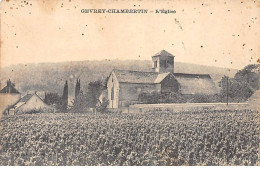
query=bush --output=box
[187,94,221,103]
[70,93,89,113]
[96,98,109,113]
[16,108,46,114]
[139,92,223,104]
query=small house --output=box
[12,92,55,114]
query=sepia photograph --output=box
[0,0,259,166]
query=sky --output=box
[0,0,259,69]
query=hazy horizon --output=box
[1,0,259,69]
[1,57,241,71]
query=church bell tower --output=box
[152,50,175,73]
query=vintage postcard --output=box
[0,0,259,166]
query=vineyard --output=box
[0,109,259,166]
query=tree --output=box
[44,92,61,106]
[219,76,231,104]
[228,80,254,102]
[103,76,109,89]
[70,91,89,113]
[61,80,68,112]
[70,80,107,113]
[75,79,81,99]
[219,75,254,103]
[234,64,260,90]
[96,97,109,113]
[86,80,106,109]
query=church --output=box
[106,50,218,108]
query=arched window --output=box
[111,86,114,100]
[154,61,157,68]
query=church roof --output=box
[112,69,218,95]
[113,69,159,84]
[152,50,174,58]
[174,73,218,95]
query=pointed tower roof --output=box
[152,50,174,57]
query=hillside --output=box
[0,60,237,98]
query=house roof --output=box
[152,50,174,58]
[11,94,34,109]
[19,94,33,102]
[0,84,20,94]
[174,73,218,95]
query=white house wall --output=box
[0,93,21,117]
[16,95,55,113]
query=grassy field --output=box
[0,109,259,166]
